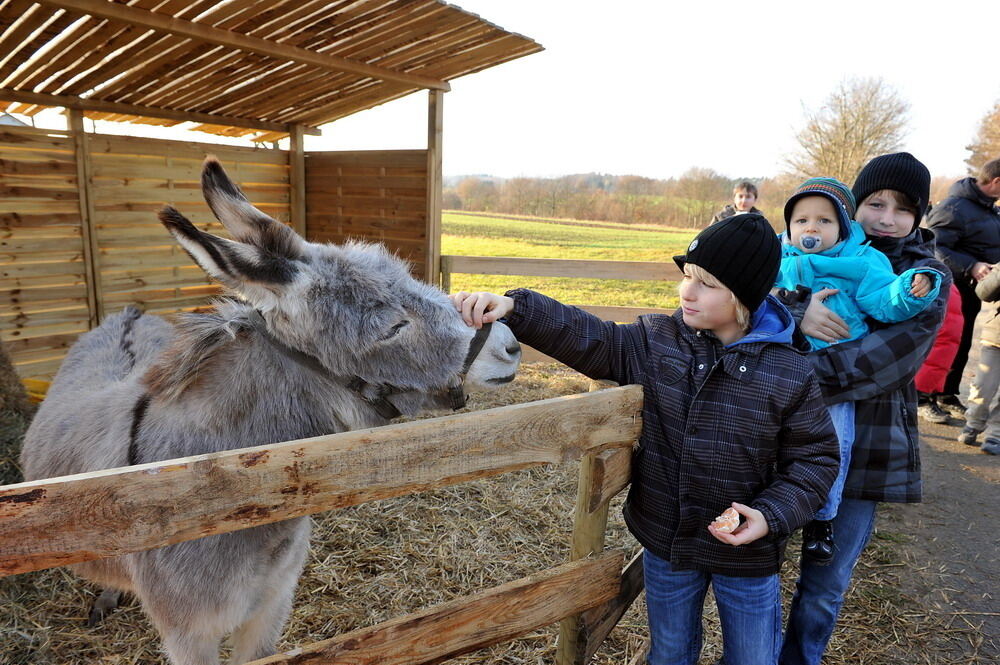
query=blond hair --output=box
[685,263,752,332]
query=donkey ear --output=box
[159,206,298,292]
[200,156,305,260]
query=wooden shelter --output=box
[0,0,541,378]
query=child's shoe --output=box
[802,519,834,566]
[936,393,967,418]
[958,426,981,446]
[981,438,1000,455]
[917,393,950,424]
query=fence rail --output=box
[1,386,645,664]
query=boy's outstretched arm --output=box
[449,289,650,386]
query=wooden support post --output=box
[426,89,443,285]
[289,124,307,238]
[67,108,102,327]
[557,381,619,665]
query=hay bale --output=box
[0,343,33,486]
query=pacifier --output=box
[800,235,821,250]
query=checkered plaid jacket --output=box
[781,228,951,503]
[504,291,839,577]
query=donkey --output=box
[19,157,521,665]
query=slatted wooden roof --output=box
[0,0,542,142]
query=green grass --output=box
[442,212,696,310]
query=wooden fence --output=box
[440,255,683,363]
[0,386,647,665]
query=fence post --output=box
[67,108,102,328]
[439,255,452,293]
[556,380,617,665]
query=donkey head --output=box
[157,157,520,416]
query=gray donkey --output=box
[19,158,521,665]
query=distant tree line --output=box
[444,170,800,229]
[445,78,994,228]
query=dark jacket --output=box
[504,290,838,577]
[924,177,1000,285]
[779,228,951,503]
[712,204,762,224]
[975,265,1000,348]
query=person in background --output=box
[775,177,941,566]
[452,214,838,665]
[712,181,762,223]
[914,283,963,424]
[957,263,1000,454]
[923,159,1000,417]
[778,152,951,665]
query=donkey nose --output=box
[506,342,521,357]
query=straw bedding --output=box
[0,364,988,664]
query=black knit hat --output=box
[851,152,932,228]
[673,213,781,313]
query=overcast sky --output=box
[23,0,1000,181]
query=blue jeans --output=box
[780,498,878,665]
[644,549,782,665]
[813,401,855,521]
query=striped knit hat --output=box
[783,177,856,241]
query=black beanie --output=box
[673,213,781,313]
[851,152,932,227]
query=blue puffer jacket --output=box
[776,221,942,350]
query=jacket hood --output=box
[729,294,795,347]
[949,177,997,208]
[781,220,867,259]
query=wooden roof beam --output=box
[36,0,451,92]
[0,88,320,135]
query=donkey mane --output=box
[143,300,258,402]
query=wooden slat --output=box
[306,150,428,168]
[0,386,642,576]
[36,0,450,91]
[0,88,317,136]
[0,157,77,176]
[580,550,646,662]
[441,256,683,281]
[86,134,287,164]
[246,552,623,665]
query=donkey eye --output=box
[383,320,410,340]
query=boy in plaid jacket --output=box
[451,214,838,665]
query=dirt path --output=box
[874,313,1000,662]
[880,418,1000,661]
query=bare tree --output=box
[786,78,909,185]
[965,100,1000,175]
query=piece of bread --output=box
[711,507,740,533]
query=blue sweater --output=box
[776,221,942,350]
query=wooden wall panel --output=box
[305,150,429,280]
[88,138,289,322]
[0,126,88,379]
